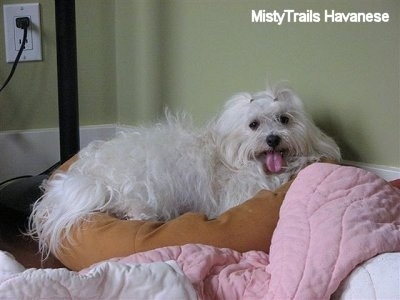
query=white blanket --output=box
[334,252,400,299]
[1,164,400,299]
[0,251,196,299]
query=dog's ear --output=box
[274,87,294,102]
[215,92,253,134]
[273,85,304,110]
[224,92,253,109]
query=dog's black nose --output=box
[266,135,281,148]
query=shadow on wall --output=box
[144,0,174,119]
[313,113,362,163]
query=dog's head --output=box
[212,85,341,174]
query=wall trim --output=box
[0,124,117,182]
[343,160,400,181]
[1,125,399,182]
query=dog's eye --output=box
[249,120,260,130]
[278,115,290,125]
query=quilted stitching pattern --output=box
[1,163,399,299]
[268,163,400,299]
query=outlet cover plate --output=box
[3,3,42,63]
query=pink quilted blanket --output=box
[114,163,400,299]
[1,163,400,299]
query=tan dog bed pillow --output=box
[50,156,292,271]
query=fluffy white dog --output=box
[29,84,341,257]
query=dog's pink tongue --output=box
[266,151,284,173]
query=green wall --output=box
[0,0,116,129]
[1,0,399,167]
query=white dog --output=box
[29,84,341,257]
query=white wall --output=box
[1,126,399,183]
[0,125,116,182]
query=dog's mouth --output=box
[258,150,288,174]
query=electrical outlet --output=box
[3,3,42,63]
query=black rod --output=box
[55,0,80,163]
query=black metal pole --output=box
[55,0,80,163]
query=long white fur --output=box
[28,84,341,258]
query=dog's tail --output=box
[28,172,114,260]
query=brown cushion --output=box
[56,180,292,271]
